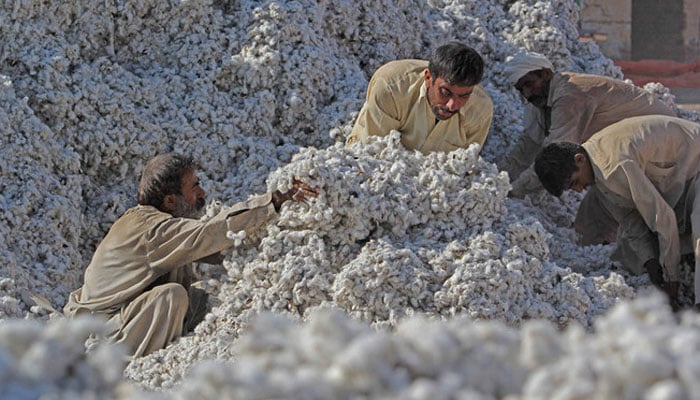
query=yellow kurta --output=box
[64,193,276,356]
[501,71,676,197]
[346,59,493,154]
[582,115,700,285]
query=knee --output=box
[151,283,189,310]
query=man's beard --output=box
[527,81,550,109]
[172,196,205,219]
[527,95,548,108]
[431,105,458,120]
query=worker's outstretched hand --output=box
[272,178,319,211]
[658,281,680,312]
[663,281,680,311]
[643,260,681,311]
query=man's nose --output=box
[446,98,462,111]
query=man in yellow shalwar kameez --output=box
[347,42,493,154]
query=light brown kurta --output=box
[346,59,493,154]
[64,193,276,357]
[501,71,676,197]
[582,115,700,288]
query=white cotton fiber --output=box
[0,0,699,398]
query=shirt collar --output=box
[419,76,428,101]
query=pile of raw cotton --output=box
[1,0,700,398]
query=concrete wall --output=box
[580,0,632,60]
[580,0,700,61]
[686,0,700,60]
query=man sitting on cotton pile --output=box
[64,152,317,357]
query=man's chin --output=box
[173,207,205,219]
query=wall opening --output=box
[631,0,685,60]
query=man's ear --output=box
[424,69,432,86]
[573,152,586,166]
[161,194,177,213]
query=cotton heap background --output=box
[1,0,700,398]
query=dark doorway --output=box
[632,0,685,61]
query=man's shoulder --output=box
[460,84,493,115]
[556,71,628,91]
[115,205,171,227]
[471,84,492,102]
[373,59,427,80]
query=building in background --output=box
[580,0,700,62]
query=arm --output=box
[464,87,493,149]
[146,194,277,274]
[498,106,547,197]
[499,134,540,184]
[147,180,318,273]
[509,94,594,198]
[347,76,401,146]
[614,161,681,282]
[544,93,596,146]
[509,166,544,198]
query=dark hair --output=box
[428,42,484,87]
[138,153,197,207]
[534,142,585,197]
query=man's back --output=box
[503,71,676,197]
[64,205,173,315]
[581,115,700,284]
[546,72,676,144]
[583,115,700,206]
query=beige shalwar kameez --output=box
[346,59,493,154]
[64,193,276,357]
[581,115,700,303]
[499,72,676,244]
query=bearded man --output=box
[499,50,676,245]
[64,152,316,357]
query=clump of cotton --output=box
[123,133,635,389]
[0,0,695,397]
[0,315,130,399]
[523,294,700,400]
[121,294,700,400]
[0,0,663,317]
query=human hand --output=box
[272,178,319,211]
[643,259,664,286]
[663,281,679,298]
[662,281,680,312]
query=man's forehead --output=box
[182,169,198,183]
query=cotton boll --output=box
[519,320,563,369]
[643,381,687,400]
[226,230,247,247]
[3,0,699,397]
